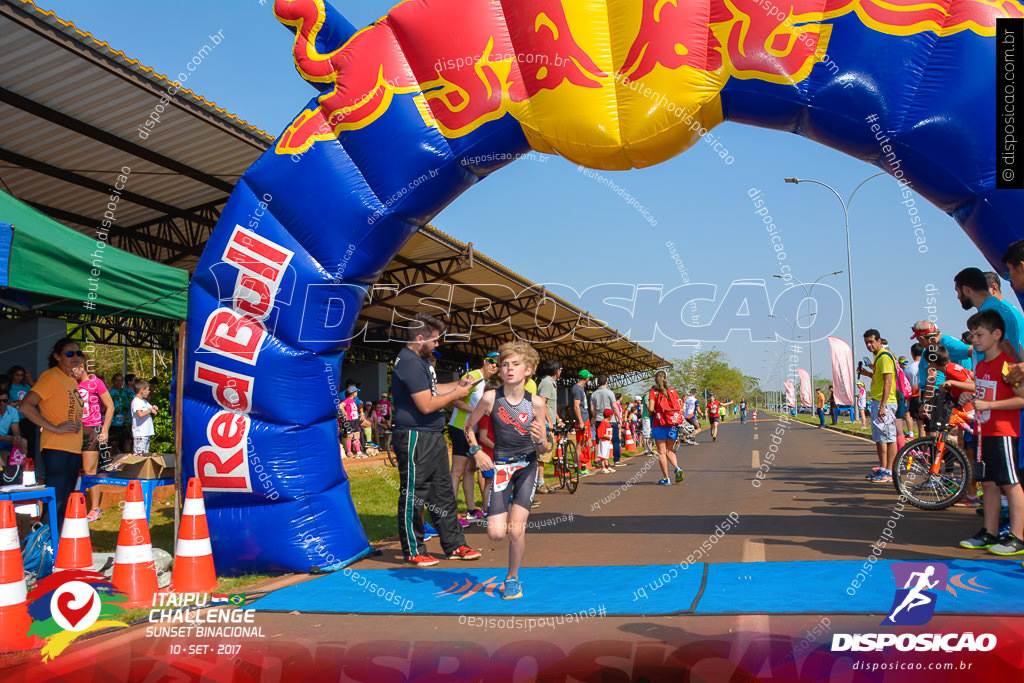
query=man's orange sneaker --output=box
[447,546,482,561]
[406,554,439,567]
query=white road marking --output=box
[753,433,758,440]
[751,450,759,468]
[732,539,770,671]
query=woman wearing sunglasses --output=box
[18,337,84,526]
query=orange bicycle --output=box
[892,392,973,509]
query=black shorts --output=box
[979,436,1022,486]
[343,419,361,435]
[908,396,921,419]
[448,424,469,456]
[709,416,719,424]
[486,457,538,516]
[82,425,102,451]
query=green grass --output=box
[772,410,875,438]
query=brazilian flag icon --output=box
[228,594,246,606]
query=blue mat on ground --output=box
[251,564,705,615]
[250,560,1024,615]
[695,560,1024,615]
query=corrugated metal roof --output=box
[0,0,668,377]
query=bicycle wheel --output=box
[645,437,657,455]
[556,443,568,489]
[892,437,969,510]
[563,440,580,494]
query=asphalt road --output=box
[6,418,1018,682]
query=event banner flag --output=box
[797,368,812,406]
[783,381,796,408]
[828,336,854,406]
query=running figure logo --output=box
[883,562,949,626]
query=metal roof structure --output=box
[0,0,669,381]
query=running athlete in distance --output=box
[465,341,550,600]
[705,394,733,442]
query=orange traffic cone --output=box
[624,424,635,450]
[111,480,158,608]
[171,478,217,593]
[753,410,758,422]
[54,493,92,572]
[0,500,41,652]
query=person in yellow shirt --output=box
[18,337,84,525]
[857,328,899,482]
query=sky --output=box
[30,0,1011,394]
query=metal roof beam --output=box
[0,147,216,226]
[0,86,235,193]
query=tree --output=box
[667,348,745,400]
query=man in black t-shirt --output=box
[391,312,482,567]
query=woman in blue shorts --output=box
[647,370,684,485]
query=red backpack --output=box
[653,388,684,426]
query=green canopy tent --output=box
[0,189,188,319]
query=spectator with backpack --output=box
[647,370,684,485]
[858,329,901,483]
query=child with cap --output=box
[596,408,615,473]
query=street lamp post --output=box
[784,172,885,422]
[770,312,815,410]
[773,271,842,399]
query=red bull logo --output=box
[273,0,1024,158]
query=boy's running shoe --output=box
[988,533,1024,555]
[959,527,999,549]
[423,522,437,540]
[458,515,470,528]
[579,468,593,477]
[657,478,672,486]
[467,509,484,521]
[447,545,482,561]
[86,508,102,522]
[868,471,892,483]
[502,577,523,600]
[712,435,717,441]
[406,554,439,567]
[674,468,684,483]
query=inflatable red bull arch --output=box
[184,0,1023,573]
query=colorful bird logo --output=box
[26,569,128,661]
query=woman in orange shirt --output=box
[19,337,84,525]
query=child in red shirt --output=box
[596,408,615,473]
[946,310,1024,555]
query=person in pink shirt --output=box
[73,356,114,521]
[340,386,364,457]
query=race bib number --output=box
[975,379,997,424]
[493,462,528,493]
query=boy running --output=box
[952,310,1024,554]
[465,341,550,600]
[682,389,701,445]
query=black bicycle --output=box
[551,424,580,493]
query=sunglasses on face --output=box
[0,398,8,403]
[486,359,498,365]
[64,350,85,358]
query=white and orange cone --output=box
[111,480,158,608]
[0,500,41,652]
[54,493,93,572]
[170,478,217,594]
[623,424,635,450]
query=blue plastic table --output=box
[79,474,175,523]
[0,485,58,572]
